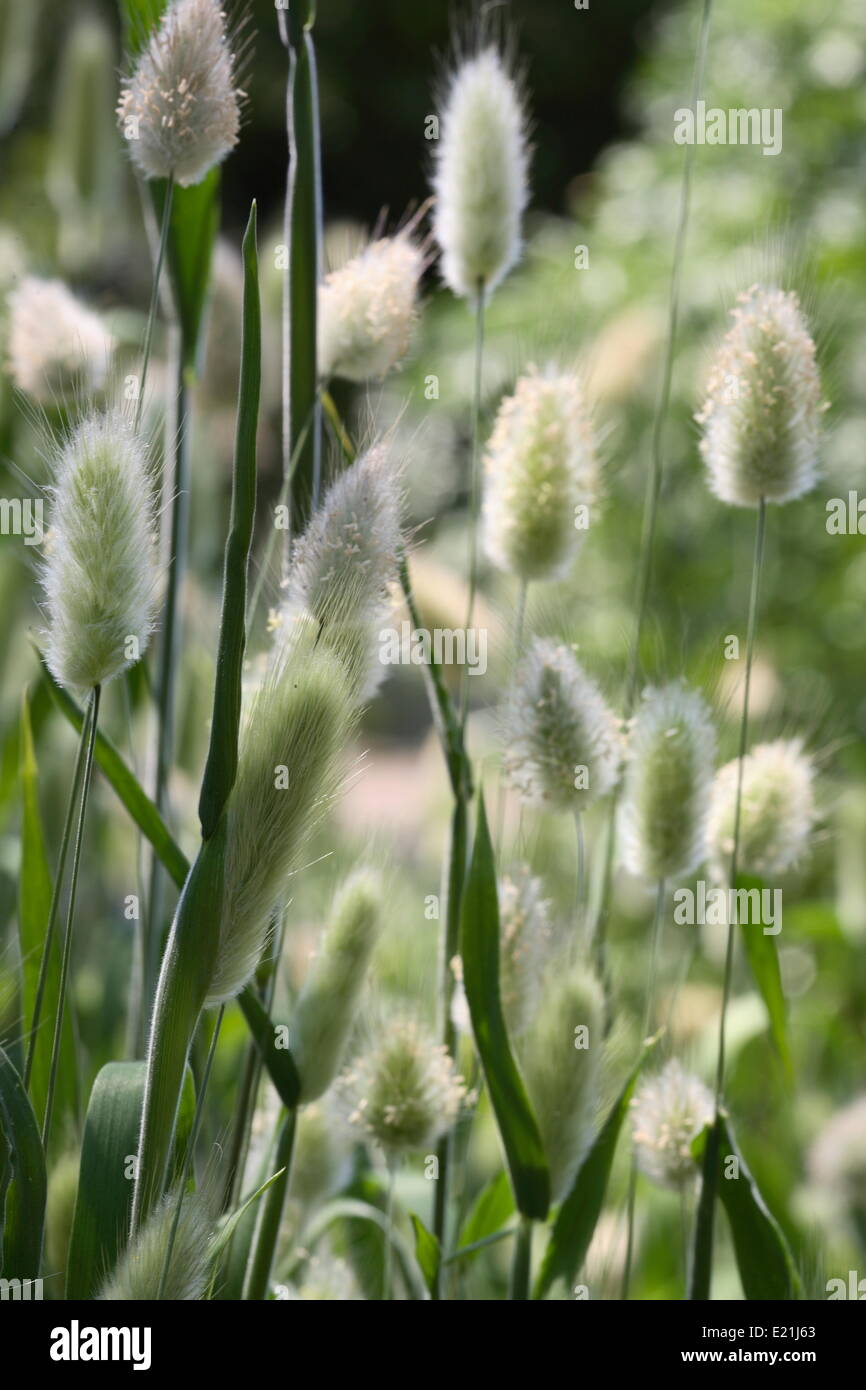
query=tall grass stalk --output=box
[594,0,714,974]
[459,290,486,728]
[134,173,174,433]
[42,684,101,1151]
[24,694,94,1091]
[242,1106,296,1299]
[510,1214,533,1300]
[621,875,666,1298]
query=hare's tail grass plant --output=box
[28,407,159,1148]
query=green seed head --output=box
[99,1192,212,1301]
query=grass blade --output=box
[737,874,791,1081]
[534,1032,659,1300]
[18,688,76,1129]
[0,1045,46,1280]
[411,1213,441,1297]
[199,202,261,838]
[460,793,550,1222]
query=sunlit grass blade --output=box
[737,874,792,1082]
[460,793,550,1223]
[411,1213,441,1298]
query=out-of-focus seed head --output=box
[808,1095,866,1212]
[208,643,355,1005]
[503,637,621,812]
[519,960,604,1201]
[707,738,815,882]
[288,1102,352,1208]
[631,1060,714,1191]
[499,867,555,1038]
[697,284,824,507]
[279,447,403,703]
[117,0,241,188]
[99,1192,212,1300]
[336,1018,466,1158]
[7,276,113,402]
[318,231,424,383]
[482,366,598,583]
[620,682,716,881]
[291,868,383,1102]
[432,45,529,301]
[43,409,159,692]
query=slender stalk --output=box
[243,1106,297,1300]
[593,0,715,974]
[432,796,469,1271]
[135,173,174,434]
[621,876,666,1300]
[714,497,767,1105]
[574,810,586,939]
[42,684,101,1151]
[494,577,529,854]
[157,1005,224,1299]
[459,287,486,729]
[145,347,191,1006]
[24,696,93,1090]
[509,1215,533,1300]
[383,1161,397,1301]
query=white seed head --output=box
[482,366,598,583]
[284,1255,361,1301]
[519,961,604,1202]
[7,276,113,403]
[336,1018,466,1157]
[620,682,716,881]
[117,0,241,187]
[318,232,424,383]
[209,642,355,1005]
[631,1060,714,1191]
[292,869,383,1103]
[808,1095,866,1210]
[288,1102,351,1207]
[697,284,824,507]
[432,46,529,300]
[707,738,815,882]
[279,447,403,703]
[99,1192,211,1300]
[43,409,159,692]
[499,867,554,1038]
[503,637,621,811]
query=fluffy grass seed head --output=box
[707,738,815,882]
[280,446,403,703]
[117,0,241,187]
[318,231,424,383]
[7,275,113,402]
[43,409,159,692]
[631,1060,714,1191]
[620,682,716,881]
[99,1192,211,1300]
[499,867,555,1038]
[432,45,529,301]
[336,1018,466,1158]
[503,637,621,812]
[482,366,598,583]
[288,1102,351,1207]
[808,1095,866,1211]
[291,868,383,1103]
[519,960,604,1201]
[209,643,355,1005]
[697,284,824,507]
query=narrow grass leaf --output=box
[737,874,791,1081]
[411,1213,440,1297]
[199,202,261,838]
[0,1045,46,1279]
[457,1170,515,1262]
[18,688,76,1128]
[689,1113,721,1300]
[534,1031,659,1300]
[460,793,550,1221]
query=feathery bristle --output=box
[318,231,424,383]
[99,1192,212,1300]
[697,284,824,507]
[43,409,159,692]
[482,366,598,583]
[631,1060,714,1191]
[117,0,241,187]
